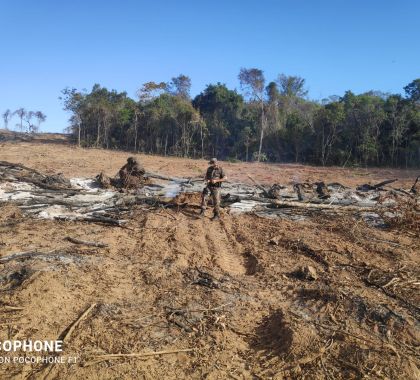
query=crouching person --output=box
[119,157,146,188]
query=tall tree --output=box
[137,81,167,103]
[34,111,46,132]
[404,79,420,103]
[277,74,308,98]
[239,126,253,162]
[2,109,12,130]
[238,68,266,161]
[193,83,244,158]
[265,81,281,132]
[276,74,308,124]
[14,108,26,132]
[60,88,86,146]
[314,102,344,165]
[24,111,35,133]
[169,74,192,99]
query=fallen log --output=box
[327,182,349,189]
[234,195,376,209]
[391,188,414,197]
[0,160,45,177]
[129,193,379,211]
[55,215,126,226]
[145,171,191,183]
[80,205,119,214]
[9,197,94,208]
[357,178,398,191]
[19,204,50,210]
[373,178,398,188]
[15,176,78,192]
[65,236,108,248]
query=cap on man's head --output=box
[209,158,218,164]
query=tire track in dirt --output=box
[202,219,247,276]
[87,211,161,304]
[139,211,249,277]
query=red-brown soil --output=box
[0,132,418,379]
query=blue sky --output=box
[1,0,419,132]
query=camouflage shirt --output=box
[205,166,225,187]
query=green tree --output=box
[60,88,86,146]
[277,74,308,98]
[238,68,266,161]
[314,102,344,165]
[265,82,281,133]
[193,83,244,158]
[404,79,420,103]
[143,93,201,156]
[137,81,168,103]
[169,74,192,99]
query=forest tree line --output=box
[60,70,420,167]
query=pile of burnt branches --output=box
[1,160,418,227]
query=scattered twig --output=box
[313,321,401,358]
[370,238,403,247]
[273,343,332,377]
[83,348,194,367]
[59,303,96,343]
[167,315,193,332]
[167,302,232,314]
[65,236,108,248]
[313,321,378,345]
[0,305,24,311]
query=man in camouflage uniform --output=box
[200,158,227,220]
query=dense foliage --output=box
[60,72,420,167]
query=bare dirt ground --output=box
[0,131,419,379]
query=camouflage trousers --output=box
[201,187,221,216]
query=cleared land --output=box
[0,131,419,379]
[0,130,417,187]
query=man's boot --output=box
[211,213,220,221]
